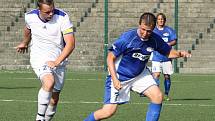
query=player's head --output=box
[37,0,55,21]
[138,12,156,39]
[156,13,166,27]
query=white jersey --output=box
[25,8,73,68]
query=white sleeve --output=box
[61,13,73,33]
[24,13,30,29]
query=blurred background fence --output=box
[0,0,215,73]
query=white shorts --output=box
[104,68,157,104]
[151,61,173,75]
[33,64,66,92]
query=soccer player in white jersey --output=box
[16,0,75,120]
[150,13,177,101]
[84,12,191,121]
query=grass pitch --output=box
[0,71,215,121]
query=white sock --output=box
[45,105,57,121]
[36,88,52,121]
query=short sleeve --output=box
[168,27,177,42]
[24,13,30,29]
[108,34,128,57]
[61,13,74,35]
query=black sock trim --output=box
[37,113,45,117]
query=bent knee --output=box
[151,91,163,103]
[146,86,163,103]
[103,109,116,117]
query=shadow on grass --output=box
[0,86,36,89]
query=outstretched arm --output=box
[16,26,31,53]
[167,49,191,59]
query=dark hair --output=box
[37,0,54,8]
[156,13,166,22]
[139,12,156,28]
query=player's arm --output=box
[167,49,191,58]
[16,26,31,53]
[167,39,176,46]
[107,52,122,90]
[50,33,75,68]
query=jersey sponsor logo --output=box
[163,32,169,36]
[132,53,150,61]
[146,47,154,52]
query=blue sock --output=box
[146,103,162,121]
[84,112,96,121]
[164,79,171,95]
[154,78,160,86]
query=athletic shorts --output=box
[33,64,66,92]
[104,68,157,104]
[151,61,173,75]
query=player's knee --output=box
[156,91,163,103]
[164,74,170,80]
[151,90,163,103]
[153,73,160,79]
[99,107,116,118]
[42,81,55,91]
[103,110,116,118]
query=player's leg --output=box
[45,66,65,121]
[131,69,162,121]
[144,85,163,121]
[84,104,118,121]
[162,61,173,100]
[45,92,59,121]
[84,76,132,121]
[151,61,162,85]
[163,74,171,96]
[37,73,55,121]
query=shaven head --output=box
[139,12,156,28]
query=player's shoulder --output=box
[26,9,39,16]
[151,32,162,39]
[25,9,39,21]
[120,28,137,39]
[54,8,68,17]
[164,26,175,32]
[149,32,164,44]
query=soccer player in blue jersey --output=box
[84,12,191,121]
[150,13,177,101]
[16,0,75,120]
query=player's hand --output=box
[113,79,122,90]
[180,50,192,58]
[46,61,58,69]
[15,42,28,53]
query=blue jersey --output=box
[151,26,177,62]
[108,29,171,82]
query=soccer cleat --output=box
[163,95,171,101]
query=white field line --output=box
[0,99,214,107]
[12,77,212,83]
